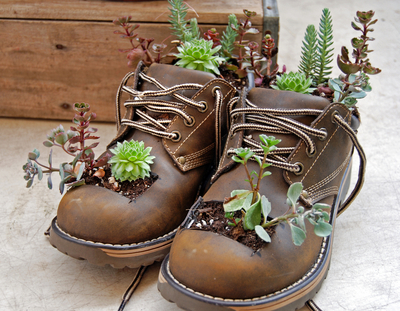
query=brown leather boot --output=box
[47,62,236,268]
[158,87,366,310]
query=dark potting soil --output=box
[84,165,157,202]
[190,200,275,252]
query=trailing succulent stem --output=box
[329,10,381,107]
[23,103,107,194]
[223,135,332,246]
[113,16,168,68]
[221,9,260,78]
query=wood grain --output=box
[0,0,264,24]
[0,0,273,121]
[0,19,261,121]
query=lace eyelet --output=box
[184,116,195,127]
[331,110,340,124]
[171,131,182,142]
[306,147,316,158]
[197,101,208,113]
[294,162,304,175]
[319,127,328,141]
[212,86,221,97]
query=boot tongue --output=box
[247,88,329,110]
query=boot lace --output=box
[225,98,366,214]
[115,71,222,142]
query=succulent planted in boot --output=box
[23,103,104,194]
[220,14,239,58]
[175,39,225,75]
[329,10,381,107]
[113,16,168,67]
[244,33,280,87]
[108,140,155,182]
[271,71,315,94]
[298,8,334,86]
[223,135,332,245]
[48,62,237,270]
[168,0,196,42]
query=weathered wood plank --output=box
[0,0,264,25]
[0,19,262,122]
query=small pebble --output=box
[108,176,116,183]
[209,219,214,225]
[195,223,202,228]
[201,220,207,226]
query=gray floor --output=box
[1,0,399,310]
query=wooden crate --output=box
[0,0,278,122]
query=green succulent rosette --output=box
[175,39,225,75]
[108,140,155,182]
[271,72,316,95]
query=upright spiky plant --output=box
[168,0,200,42]
[298,25,318,79]
[220,14,239,58]
[168,0,189,42]
[188,18,200,41]
[314,8,334,85]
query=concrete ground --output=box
[1,0,399,310]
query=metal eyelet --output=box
[184,116,195,127]
[294,162,304,175]
[331,110,340,124]
[197,101,208,113]
[171,131,182,142]
[306,147,316,158]
[319,127,328,141]
[212,86,221,97]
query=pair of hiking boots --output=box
[47,62,365,311]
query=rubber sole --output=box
[157,159,353,311]
[47,217,176,268]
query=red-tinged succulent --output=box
[330,10,381,107]
[23,103,106,194]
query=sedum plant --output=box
[168,0,198,42]
[108,140,155,182]
[223,135,332,246]
[271,72,315,94]
[314,8,334,85]
[298,8,334,86]
[23,103,107,194]
[329,10,381,107]
[298,25,317,80]
[175,39,225,75]
[220,14,239,58]
[113,16,168,68]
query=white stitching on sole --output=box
[165,238,328,302]
[54,220,178,247]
